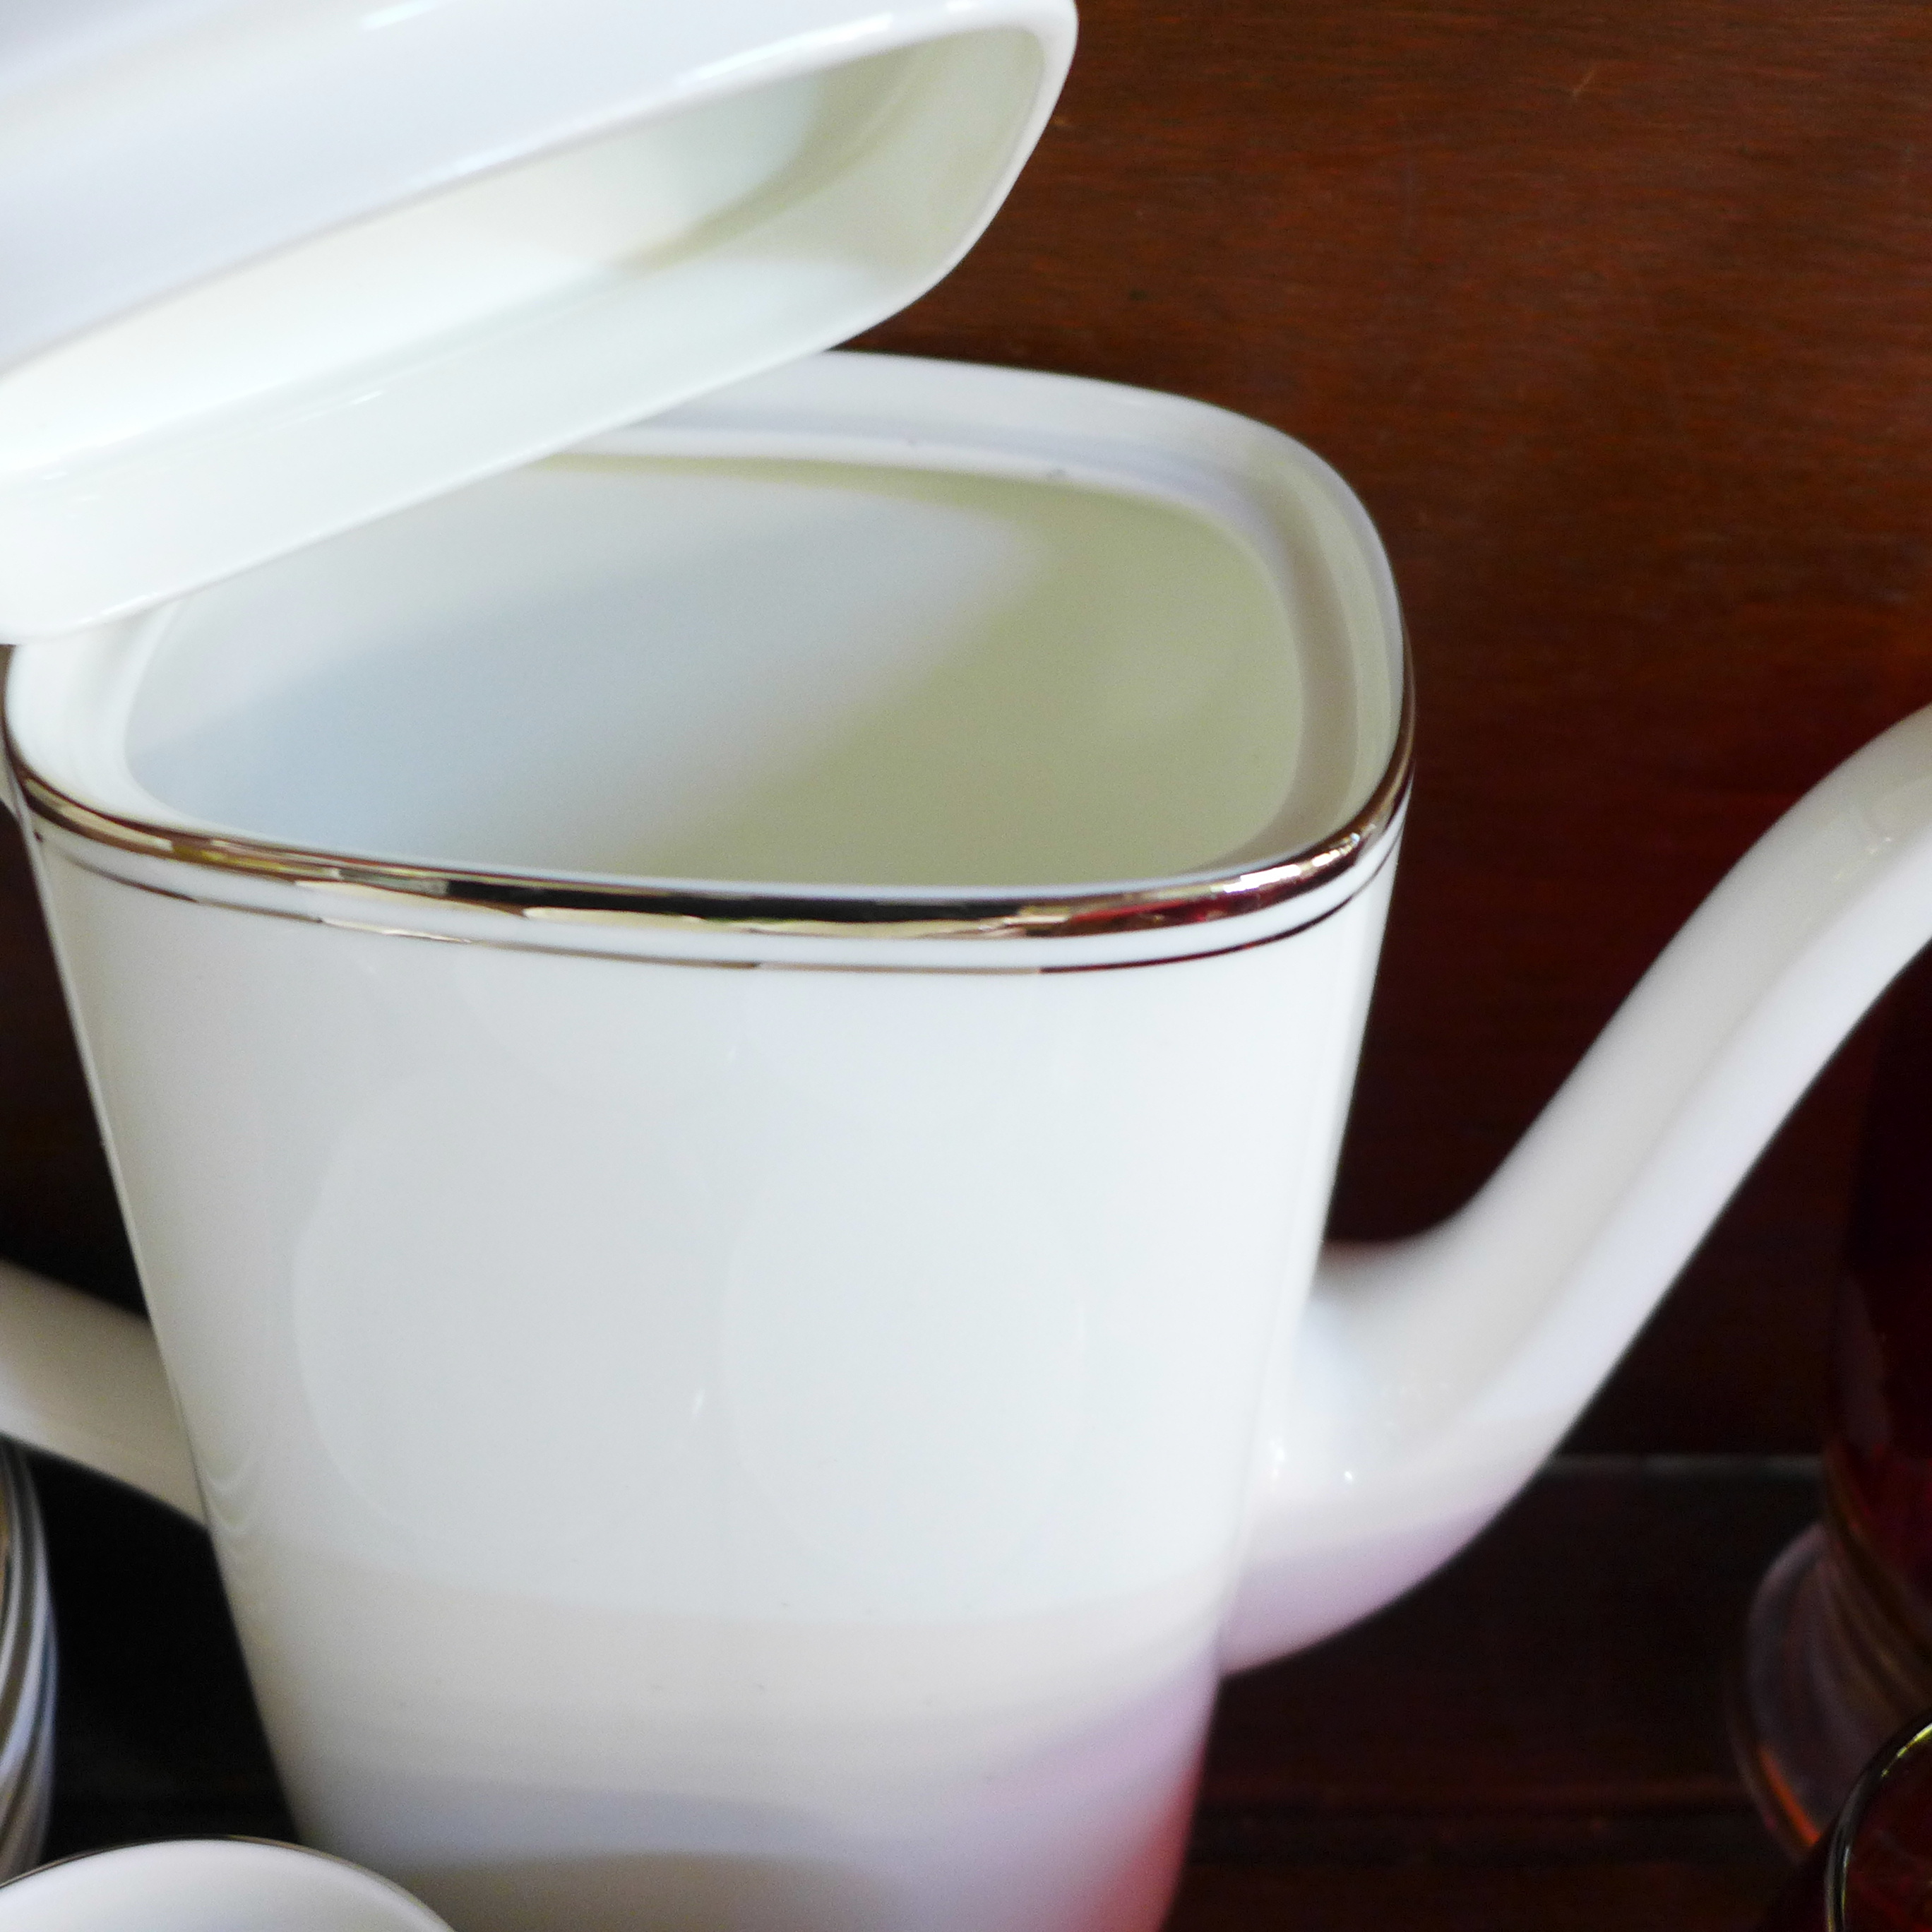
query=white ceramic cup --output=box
[0,1840,452,1932]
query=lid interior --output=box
[0,27,1044,637]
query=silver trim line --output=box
[8,672,1413,946]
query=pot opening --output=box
[113,453,1337,895]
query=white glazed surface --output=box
[0,1,1075,636]
[0,1839,452,1932]
[1,355,1405,1932]
[121,460,1313,888]
[11,351,1406,968]
[38,850,1390,1932]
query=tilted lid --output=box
[0,0,1075,638]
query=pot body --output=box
[31,830,1390,1931]
[4,353,1407,1932]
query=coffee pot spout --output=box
[1224,705,1932,1672]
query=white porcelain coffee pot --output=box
[1,7,1929,1932]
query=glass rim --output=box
[1827,1707,1932,1931]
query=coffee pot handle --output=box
[0,1257,202,1521]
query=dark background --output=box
[8,0,1931,1452]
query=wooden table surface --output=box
[37,1453,1817,1930]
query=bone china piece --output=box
[2,6,1931,1932]
[5,350,1932,1932]
[0,1840,453,1932]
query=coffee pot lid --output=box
[0,0,1075,639]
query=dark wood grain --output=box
[6,0,1931,1451]
[1171,1862,1782,1932]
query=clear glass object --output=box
[1736,948,1932,1852]
[1758,1709,1932,1931]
